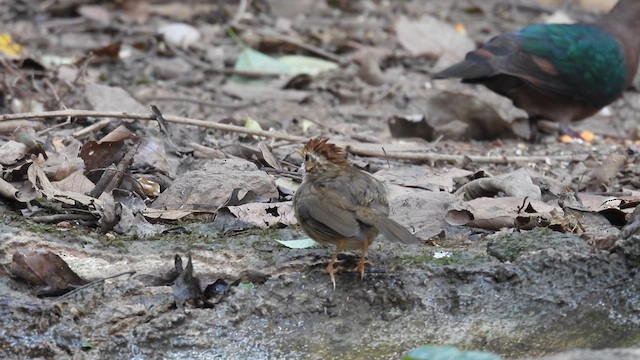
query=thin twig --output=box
[55,271,136,301]
[143,96,261,109]
[207,67,284,78]
[235,25,344,64]
[0,109,583,164]
[0,109,307,142]
[30,213,96,223]
[73,119,111,137]
[231,0,250,25]
[345,144,579,164]
[88,141,142,199]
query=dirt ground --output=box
[2,0,640,359]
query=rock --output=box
[151,57,193,80]
[487,228,589,262]
[152,158,278,211]
[613,234,640,267]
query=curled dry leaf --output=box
[26,157,56,199]
[11,250,87,296]
[455,168,541,201]
[171,254,215,310]
[257,141,282,171]
[446,197,559,231]
[43,138,85,181]
[0,177,20,201]
[0,141,28,165]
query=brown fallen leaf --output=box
[446,197,560,231]
[0,141,28,166]
[225,201,297,229]
[11,250,87,296]
[257,141,282,171]
[455,169,541,201]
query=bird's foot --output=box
[356,261,366,281]
[325,263,343,290]
[357,241,369,282]
[559,122,581,139]
[559,123,594,143]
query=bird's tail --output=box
[356,208,419,244]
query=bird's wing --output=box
[435,24,626,105]
[294,183,363,239]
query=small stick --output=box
[55,271,136,301]
[0,109,307,142]
[30,213,96,223]
[262,31,344,64]
[0,109,583,164]
[143,96,261,109]
[73,119,111,137]
[346,144,578,164]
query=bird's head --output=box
[299,137,349,173]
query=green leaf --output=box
[278,55,338,76]
[274,238,317,249]
[237,282,254,289]
[234,48,290,75]
[244,115,263,131]
[232,48,338,84]
[404,345,501,360]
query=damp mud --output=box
[2,224,640,359]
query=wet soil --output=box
[3,219,640,359]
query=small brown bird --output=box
[293,137,418,288]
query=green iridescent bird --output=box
[433,0,640,139]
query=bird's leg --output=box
[528,116,542,141]
[326,240,344,290]
[559,120,582,139]
[356,239,370,281]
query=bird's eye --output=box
[304,154,310,161]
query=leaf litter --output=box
[2,0,640,359]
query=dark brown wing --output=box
[434,34,582,102]
[294,181,364,240]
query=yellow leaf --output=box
[244,114,263,139]
[244,115,262,131]
[0,33,23,57]
[301,119,314,133]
